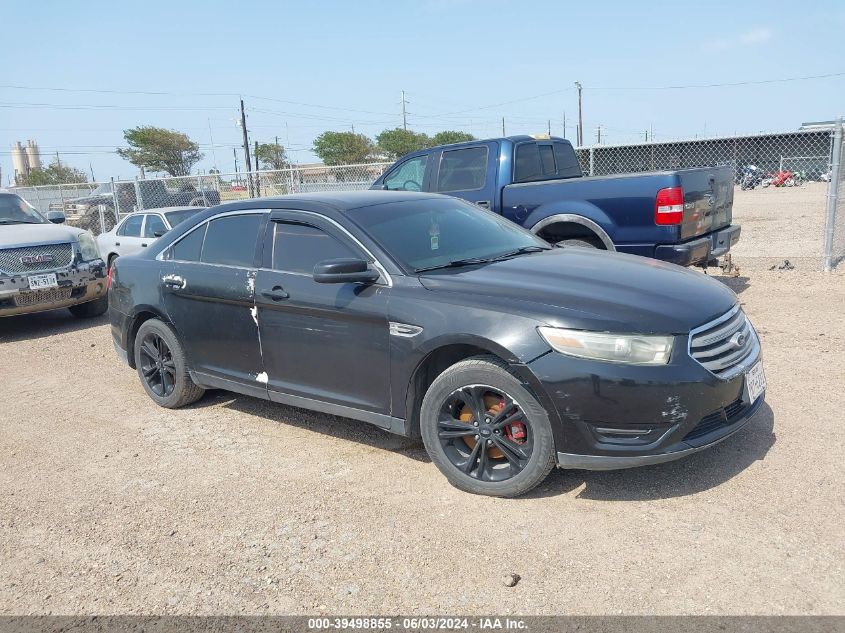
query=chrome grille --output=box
[0,243,73,274]
[14,287,72,307]
[689,306,758,379]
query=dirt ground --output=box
[1,185,843,616]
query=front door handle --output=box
[162,274,186,289]
[261,286,289,301]
[476,200,491,209]
[115,242,120,246]
[141,243,148,247]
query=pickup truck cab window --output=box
[118,214,143,237]
[514,141,582,183]
[271,222,359,273]
[383,155,427,191]
[200,214,262,267]
[435,147,488,192]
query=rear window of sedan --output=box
[164,208,203,228]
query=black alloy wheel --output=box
[437,384,534,483]
[138,331,177,398]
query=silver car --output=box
[0,192,108,318]
[96,206,205,268]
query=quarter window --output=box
[117,214,143,237]
[200,214,262,267]
[272,223,358,274]
[143,214,167,238]
[383,156,427,191]
[436,147,488,192]
[514,144,542,182]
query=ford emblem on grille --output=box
[20,254,55,264]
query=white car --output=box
[97,206,205,268]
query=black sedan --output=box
[108,191,766,497]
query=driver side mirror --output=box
[153,230,167,238]
[313,258,380,284]
[46,211,66,224]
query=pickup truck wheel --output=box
[557,238,597,249]
[420,355,555,497]
[68,295,108,318]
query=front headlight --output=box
[538,326,673,365]
[77,231,101,261]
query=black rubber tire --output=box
[557,238,597,249]
[134,318,205,409]
[420,355,556,497]
[68,295,108,318]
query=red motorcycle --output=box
[763,170,797,187]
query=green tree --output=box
[432,130,476,146]
[255,142,289,170]
[18,159,88,186]
[117,126,203,176]
[376,128,431,160]
[313,131,375,165]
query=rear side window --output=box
[170,224,206,262]
[200,214,262,267]
[383,156,427,191]
[514,144,542,182]
[553,143,582,178]
[436,147,488,192]
[118,214,143,237]
[514,142,581,182]
[272,223,358,274]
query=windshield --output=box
[90,182,113,196]
[164,208,204,228]
[349,197,550,272]
[0,194,46,225]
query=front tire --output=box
[134,319,205,408]
[557,238,597,249]
[68,296,108,318]
[420,355,556,497]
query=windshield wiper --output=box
[489,245,550,261]
[414,257,494,273]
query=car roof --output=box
[126,206,205,214]
[208,190,443,215]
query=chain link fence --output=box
[10,125,845,269]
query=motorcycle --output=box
[740,164,765,190]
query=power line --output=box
[589,71,845,90]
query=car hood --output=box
[0,223,85,248]
[417,248,737,334]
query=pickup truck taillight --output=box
[655,187,684,225]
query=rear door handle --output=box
[162,274,186,289]
[261,286,289,301]
[141,243,148,247]
[115,242,120,246]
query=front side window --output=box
[435,147,488,192]
[383,156,427,191]
[118,214,143,237]
[272,222,359,274]
[143,214,167,238]
[201,214,262,267]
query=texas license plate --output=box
[744,360,766,405]
[28,273,58,290]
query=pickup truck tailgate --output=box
[678,166,734,241]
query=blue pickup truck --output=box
[371,135,740,266]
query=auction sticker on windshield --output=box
[745,360,766,405]
[28,273,58,290]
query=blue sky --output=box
[2,0,844,183]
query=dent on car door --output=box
[254,213,391,413]
[160,212,267,391]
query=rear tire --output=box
[134,318,205,408]
[557,238,597,249]
[420,355,556,497]
[68,295,108,318]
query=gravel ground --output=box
[1,187,844,616]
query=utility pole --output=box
[502,117,506,135]
[254,140,261,196]
[596,126,602,145]
[208,118,219,170]
[351,123,355,134]
[89,163,95,182]
[547,120,551,135]
[239,98,254,196]
[401,90,409,131]
[233,148,239,177]
[575,81,583,146]
[563,112,567,139]
[55,151,61,167]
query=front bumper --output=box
[0,260,107,317]
[526,338,765,471]
[654,225,741,266]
